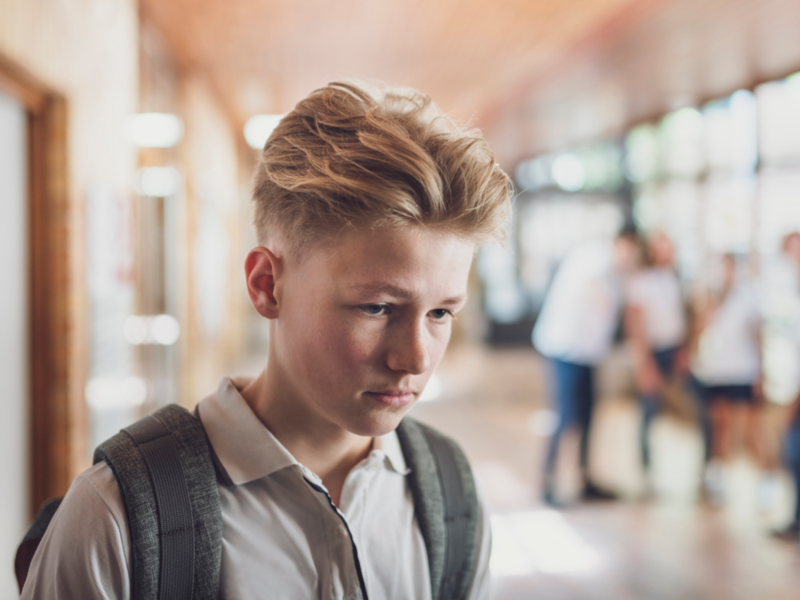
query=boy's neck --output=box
[239,365,374,505]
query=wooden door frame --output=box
[0,53,76,516]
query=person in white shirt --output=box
[20,81,511,599]
[533,230,640,506]
[691,253,765,506]
[625,233,688,483]
[772,233,800,539]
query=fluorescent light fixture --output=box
[150,314,181,345]
[124,314,181,346]
[126,113,184,148]
[244,114,284,150]
[136,166,182,197]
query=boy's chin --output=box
[346,411,408,438]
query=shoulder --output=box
[21,462,131,599]
[70,462,131,566]
[79,461,127,511]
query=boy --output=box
[21,81,510,598]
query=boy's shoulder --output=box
[21,461,131,599]
[23,399,486,600]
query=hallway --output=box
[7,0,800,596]
[411,347,800,600]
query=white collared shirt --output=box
[626,267,686,351]
[22,378,492,600]
[533,241,623,365]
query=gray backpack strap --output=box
[94,404,223,600]
[395,417,481,600]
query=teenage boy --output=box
[21,81,510,599]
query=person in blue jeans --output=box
[638,348,681,471]
[533,232,641,506]
[777,409,800,540]
[542,359,597,504]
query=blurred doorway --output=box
[0,86,29,599]
[0,55,72,597]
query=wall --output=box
[180,73,250,404]
[0,0,140,483]
[0,88,29,600]
[138,17,254,406]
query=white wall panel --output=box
[0,88,28,598]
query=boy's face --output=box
[273,226,474,437]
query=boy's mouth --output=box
[364,389,416,408]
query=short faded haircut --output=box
[252,81,511,256]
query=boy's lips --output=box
[365,389,416,407]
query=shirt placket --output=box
[300,466,369,600]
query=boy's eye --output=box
[429,309,452,320]
[360,304,389,316]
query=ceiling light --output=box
[126,113,184,148]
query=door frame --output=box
[0,53,77,516]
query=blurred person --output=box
[533,229,640,506]
[691,254,766,506]
[625,232,688,494]
[774,232,800,540]
[20,82,511,599]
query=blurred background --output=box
[4,0,800,597]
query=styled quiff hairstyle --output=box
[252,80,511,256]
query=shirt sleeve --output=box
[465,488,493,600]
[21,462,132,600]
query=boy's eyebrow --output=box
[347,282,467,306]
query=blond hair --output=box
[252,81,511,256]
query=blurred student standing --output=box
[625,233,688,490]
[774,232,800,539]
[691,254,766,505]
[533,231,640,506]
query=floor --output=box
[411,345,800,600]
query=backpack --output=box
[16,404,481,600]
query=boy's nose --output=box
[386,321,431,375]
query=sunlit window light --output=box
[136,166,182,197]
[125,113,184,148]
[552,153,586,191]
[490,510,603,577]
[244,114,285,150]
[515,156,553,190]
[625,125,659,182]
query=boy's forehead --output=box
[342,280,468,304]
[300,227,474,297]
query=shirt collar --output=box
[197,377,408,485]
[372,428,410,475]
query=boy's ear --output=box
[245,247,283,319]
